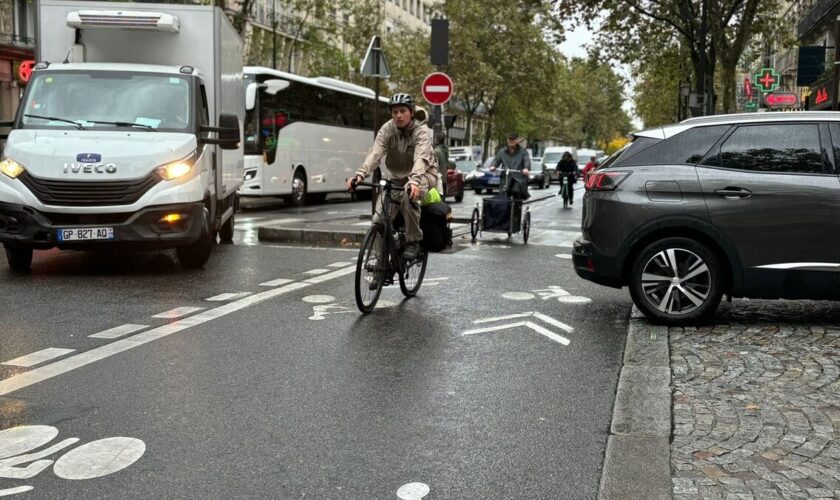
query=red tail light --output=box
[585,171,629,191]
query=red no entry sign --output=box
[421,72,453,105]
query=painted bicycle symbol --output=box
[0,425,145,496]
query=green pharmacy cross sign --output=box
[754,68,781,93]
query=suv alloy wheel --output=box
[629,237,724,324]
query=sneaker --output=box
[368,273,381,290]
[402,242,421,262]
[570,199,574,205]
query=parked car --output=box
[465,158,503,194]
[525,166,550,189]
[442,160,468,202]
[574,111,840,325]
[544,146,578,183]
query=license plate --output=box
[57,227,115,242]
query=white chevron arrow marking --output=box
[462,312,572,345]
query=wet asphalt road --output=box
[0,185,632,499]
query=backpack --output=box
[420,202,452,252]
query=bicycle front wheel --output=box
[355,225,386,313]
[399,248,428,297]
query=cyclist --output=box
[555,151,578,205]
[490,132,531,172]
[346,93,438,265]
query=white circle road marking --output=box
[502,292,535,300]
[53,437,145,480]
[555,253,572,259]
[302,295,336,304]
[0,425,58,460]
[397,482,430,499]
[558,296,592,304]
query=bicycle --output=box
[559,175,572,209]
[351,179,428,314]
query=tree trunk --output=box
[482,116,494,163]
[720,59,737,113]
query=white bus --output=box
[239,66,389,206]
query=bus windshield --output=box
[20,71,192,132]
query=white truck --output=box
[0,1,243,271]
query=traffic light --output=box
[444,114,456,129]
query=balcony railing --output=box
[797,0,840,38]
[0,32,35,47]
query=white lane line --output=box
[0,486,34,496]
[237,217,266,222]
[259,278,293,287]
[328,261,354,268]
[302,265,356,284]
[2,348,76,368]
[89,324,149,340]
[152,306,204,319]
[303,269,330,275]
[0,282,311,397]
[206,292,252,302]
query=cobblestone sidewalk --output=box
[670,301,840,500]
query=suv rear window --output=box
[615,125,730,166]
[601,136,660,169]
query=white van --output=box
[543,146,577,183]
[0,1,243,271]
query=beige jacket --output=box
[356,107,438,190]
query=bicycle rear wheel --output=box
[399,248,428,297]
[355,225,386,313]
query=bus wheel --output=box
[287,170,307,208]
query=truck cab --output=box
[0,1,244,271]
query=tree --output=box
[634,42,688,127]
[556,0,781,115]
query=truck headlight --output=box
[0,158,25,179]
[157,160,193,181]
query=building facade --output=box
[0,0,35,123]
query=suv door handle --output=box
[714,187,752,199]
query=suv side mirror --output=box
[200,113,240,150]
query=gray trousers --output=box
[372,187,422,243]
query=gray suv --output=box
[573,112,840,324]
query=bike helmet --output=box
[388,93,415,113]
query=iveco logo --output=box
[63,163,118,174]
[76,153,102,163]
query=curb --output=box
[258,226,365,247]
[598,306,672,500]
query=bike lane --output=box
[0,243,631,498]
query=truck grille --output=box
[18,172,161,207]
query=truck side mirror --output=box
[200,113,240,150]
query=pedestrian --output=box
[555,151,578,204]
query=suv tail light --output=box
[585,171,629,191]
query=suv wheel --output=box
[629,237,723,325]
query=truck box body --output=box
[0,1,244,269]
[36,0,244,199]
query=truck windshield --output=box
[20,71,192,132]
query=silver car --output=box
[574,112,840,324]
